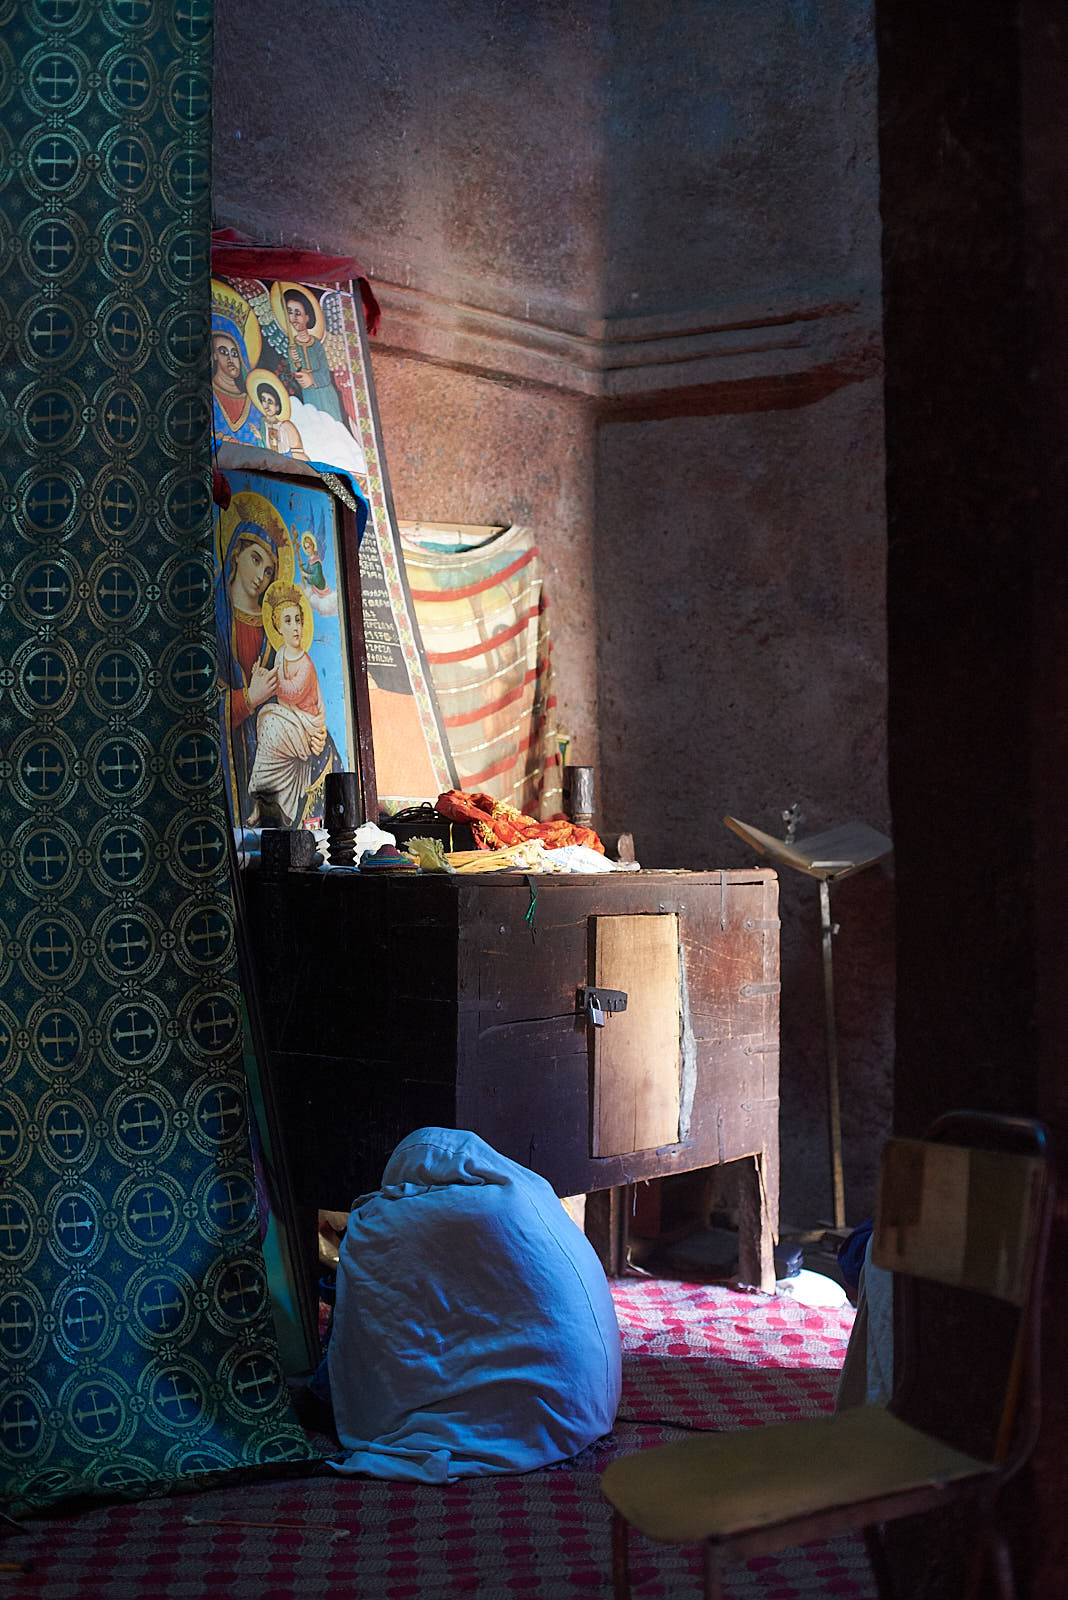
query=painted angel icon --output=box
[295,529,338,618]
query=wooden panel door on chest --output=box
[242,867,780,1288]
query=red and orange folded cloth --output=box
[435,790,604,855]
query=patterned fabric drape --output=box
[0,0,315,1514]
[399,527,563,818]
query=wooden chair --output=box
[600,1111,1054,1599]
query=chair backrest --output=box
[871,1111,1053,1470]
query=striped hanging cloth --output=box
[399,525,563,818]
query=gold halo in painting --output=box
[211,277,262,369]
[262,579,314,654]
[270,280,326,341]
[216,489,294,584]
[246,367,292,422]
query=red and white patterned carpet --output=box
[4,1276,875,1599]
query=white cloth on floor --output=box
[775,1267,849,1308]
[327,1126,622,1481]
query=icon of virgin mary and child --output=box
[211,279,313,460]
[211,281,266,448]
[211,277,365,474]
[215,492,343,828]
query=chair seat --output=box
[601,1404,990,1545]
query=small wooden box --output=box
[243,867,780,1285]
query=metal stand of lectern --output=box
[724,815,893,1232]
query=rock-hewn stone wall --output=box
[213,0,890,1225]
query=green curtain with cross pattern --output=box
[0,0,316,1513]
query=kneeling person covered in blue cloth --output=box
[325,1127,622,1482]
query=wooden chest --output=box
[243,866,780,1286]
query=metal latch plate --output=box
[578,986,629,1027]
